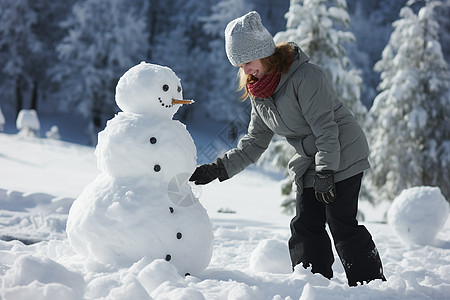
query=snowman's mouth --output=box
[158,97,173,108]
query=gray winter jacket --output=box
[219,43,370,194]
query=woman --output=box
[189,11,386,286]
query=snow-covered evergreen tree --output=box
[345,0,407,108]
[0,0,41,116]
[366,2,450,204]
[52,0,149,144]
[150,0,215,121]
[434,0,450,62]
[201,0,253,123]
[262,0,367,214]
[30,0,76,114]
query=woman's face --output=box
[239,59,265,79]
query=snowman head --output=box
[115,62,193,118]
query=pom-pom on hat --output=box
[225,11,276,66]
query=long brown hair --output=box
[238,42,294,100]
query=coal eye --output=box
[162,84,169,92]
[177,86,181,93]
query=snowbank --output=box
[1,132,450,299]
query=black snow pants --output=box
[288,173,386,286]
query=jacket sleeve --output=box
[296,65,340,172]
[219,103,274,178]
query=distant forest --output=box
[1,0,449,140]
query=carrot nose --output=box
[172,98,194,105]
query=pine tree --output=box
[434,0,450,62]
[367,2,450,205]
[150,0,215,122]
[0,0,41,116]
[30,0,77,113]
[201,0,253,123]
[52,0,149,144]
[345,0,406,108]
[261,0,367,214]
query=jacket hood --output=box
[274,43,310,95]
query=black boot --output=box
[324,173,387,286]
[289,186,334,279]
[334,230,386,286]
[289,234,334,279]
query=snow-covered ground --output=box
[1,131,449,299]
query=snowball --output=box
[249,239,292,274]
[115,62,191,118]
[67,174,213,275]
[95,112,197,181]
[388,186,449,246]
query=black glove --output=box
[189,158,229,185]
[313,170,336,204]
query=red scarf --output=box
[247,72,281,99]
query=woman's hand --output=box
[313,170,336,204]
[189,159,228,185]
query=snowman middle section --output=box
[66,112,214,276]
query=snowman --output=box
[66,62,214,276]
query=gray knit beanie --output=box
[225,11,276,66]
